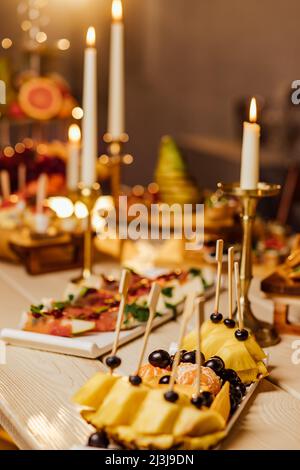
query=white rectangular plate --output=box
[0,279,215,359]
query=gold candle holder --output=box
[218,182,281,347]
[102,133,132,205]
[75,182,101,281]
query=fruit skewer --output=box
[195,297,205,396]
[224,247,236,329]
[234,262,249,341]
[129,282,161,385]
[164,290,197,403]
[210,239,224,323]
[105,268,131,373]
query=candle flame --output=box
[112,0,123,21]
[68,124,81,143]
[86,26,96,47]
[249,97,257,123]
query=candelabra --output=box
[218,182,281,347]
[72,182,101,281]
[102,133,132,205]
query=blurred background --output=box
[1,0,300,183]
[1,0,300,226]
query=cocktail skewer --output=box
[129,282,161,385]
[0,170,10,200]
[195,297,205,396]
[211,239,224,323]
[164,291,197,402]
[224,247,236,328]
[105,268,131,374]
[234,261,249,341]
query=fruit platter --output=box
[71,242,268,450]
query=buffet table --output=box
[0,261,300,450]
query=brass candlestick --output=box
[218,182,281,347]
[75,182,101,281]
[102,133,132,205]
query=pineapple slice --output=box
[173,407,225,437]
[257,360,269,378]
[72,372,118,409]
[185,320,234,358]
[107,426,137,450]
[211,381,231,423]
[90,378,148,428]
[237,368,259,384]
[182,329,198,351]
[135,434,175,450]
[244,335,266,362]
[237,361,268,384]
[132,390,184,435]
[215,338,257,371]
[177,431,227,450]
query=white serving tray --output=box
[0,270,215,359]
[70,379,261,451]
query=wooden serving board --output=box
[261,271,300,296]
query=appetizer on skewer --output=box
[184,259,267,384]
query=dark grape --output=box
[88,431,109,448]
[148,349,171,369]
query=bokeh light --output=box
[3,146,15,158]
[1,38,13,49]
[57,38,70,51]
[72,106,84,120]
[36,31,47,43]
[74,201,88,219]
[48,197,74,219]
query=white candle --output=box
[67,124,81,191]
[240,97,260,190]
[36,173,48,214]
[81,26,98,187]
[107,0,125,140]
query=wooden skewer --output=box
[111,269,131,359]
[36,174,48,214]
[234,262,244,330]
[0,170,10,200]
[134,282,161,376]
[195,297,205,396]
[168,291,197,392]
[214,239,224,314]
[18,164,26,193]
[228,247,234,319]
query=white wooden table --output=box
[0,261,300,450]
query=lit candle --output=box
[81,26,98,187]
[107,0,125,140]
[240,97,260,190]
[67,124,81,191]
